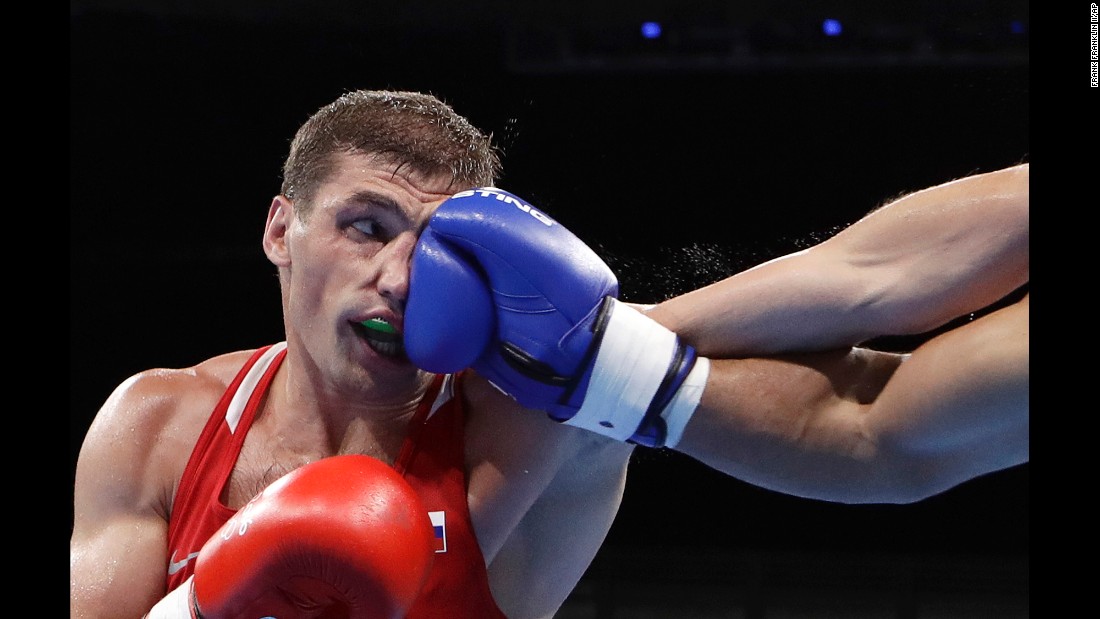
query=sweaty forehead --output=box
[321,151,466,209]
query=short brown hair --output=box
[281,90,501,211]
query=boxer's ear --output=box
[264,195,292,267]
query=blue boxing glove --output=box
[404,187,709,448]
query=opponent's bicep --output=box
[865,294,1029,495]
[487,436,632,619]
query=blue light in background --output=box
[822,18,843,36]
[1010,20,1025,34]
[641,21,662,39]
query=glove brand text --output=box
[453,188,555,227]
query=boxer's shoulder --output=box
[110,349,259,430]
[82,349,264,514]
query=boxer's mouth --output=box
[356,318,405,358]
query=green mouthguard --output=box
[361,318,397,334]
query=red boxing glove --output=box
[159,455,435,619]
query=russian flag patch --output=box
[429,511,447,553]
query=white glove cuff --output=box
[661,356,709,448]
[565,299,707,446]
[144,575,194,619]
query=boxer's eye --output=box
[349,218,389,241]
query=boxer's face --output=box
[265,151,458,398]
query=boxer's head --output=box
[281,90,502,217]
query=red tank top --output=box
[165,342,507,618]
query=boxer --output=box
[72,90,1027,619]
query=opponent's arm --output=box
[647,163,1029,356]
[403,186,1028,504]
[676,292,1028,503]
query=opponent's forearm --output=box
[647,164,1029,356]
[672,349,908,503]
[644,250,873,356]
[675,294,1028,504]
[823,162,1030,334]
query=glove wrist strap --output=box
[564,298,709,447]
[657,356,709,448]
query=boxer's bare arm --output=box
[648,163,1029,356]
[462,377,634,619]
[71,372,182,618]
[71,364,226,618]
[674,293,1028,504]
[486,430,633,619]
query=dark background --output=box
[71,0,1029,614]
